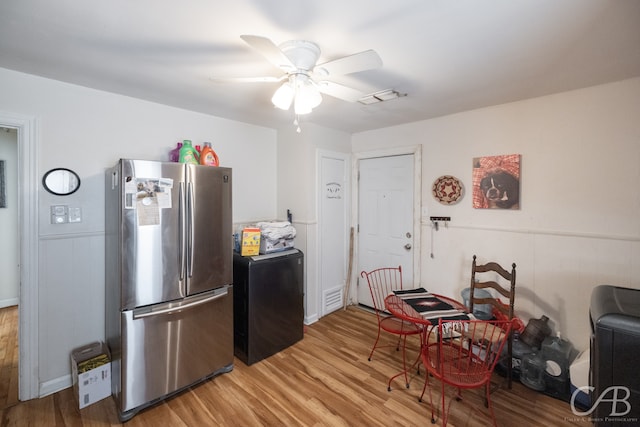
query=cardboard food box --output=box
[240,227,261,256]
[71,341,111,409]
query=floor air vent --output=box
[323,287,343,315]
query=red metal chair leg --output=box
[368,326,383,361]
[388,334,420,390]
[418,371,428,402]
[485,382,499,427]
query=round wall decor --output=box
[432,175,463,205]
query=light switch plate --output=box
[51,205,68,224]
[68,207,82,223]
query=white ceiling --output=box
[1,0,639,133]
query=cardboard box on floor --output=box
[71,341,111,409]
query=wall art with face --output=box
[472,154,520,209]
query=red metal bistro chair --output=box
[360,266,422,389]
[419,318,513,427]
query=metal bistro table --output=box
[383,288,470,390]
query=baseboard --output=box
[356,304,376,314]
[0,298,18,309]
[304,313,318,325]
[39,374,71,398]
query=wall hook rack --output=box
[429,216,451,258]
[430,216,451,231]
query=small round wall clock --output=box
[432,175,464,205]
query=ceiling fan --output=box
[211,35,383,115]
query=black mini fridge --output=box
[233,249,304,365]
[590,285,640,426]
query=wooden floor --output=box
[0,306,585,426]
[0,306,19,410]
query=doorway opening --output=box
[0,127,18,407]
[0,113,39,402]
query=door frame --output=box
[351,145,422,303]
[0,111,39,401]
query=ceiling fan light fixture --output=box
[294,97,313,115]
[295,80,322,114]
[273,74,323,115]
[272,81,294,110]
[224,35,384,124]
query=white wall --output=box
[4,61,638,396]
[352,77,640,352]
[0,67,278,395]
[277,123,351,323]
[0,128,18,306]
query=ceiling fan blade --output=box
[314,50,382,77]
[209,75,286,83]
[240,35,296,72]
[315,81,366,102]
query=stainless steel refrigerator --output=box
[105,159,233,422]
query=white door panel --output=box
[358,155,414,308]
[319,151,349,317]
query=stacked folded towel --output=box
[256,221,296,242]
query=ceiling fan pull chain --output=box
[294,115,301,133]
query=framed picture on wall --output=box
[472,154,520,209]
[0,160,6,208]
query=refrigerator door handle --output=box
[179,181,186,281]
[133,286,229,319]
[187,181,195,278]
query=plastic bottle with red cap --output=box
[199,142,219,166]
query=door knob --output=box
[404,243,412,250]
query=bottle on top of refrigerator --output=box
[169,142,182,162]
[199,142,219,166]
[179,140,199,164]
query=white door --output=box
[318,151,349,316]
[357,154,415,308]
